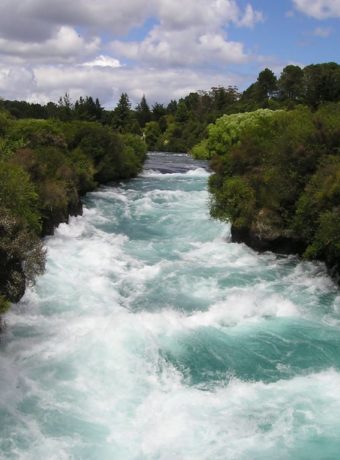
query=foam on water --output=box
[0,153,340,459]
[141,168,210,178]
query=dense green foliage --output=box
[192,109,280,159]
[207,104,340,277]
[2,63,340,155]
[0,111,146,308]
[0,207,45,305]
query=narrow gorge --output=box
[1,153,339,459]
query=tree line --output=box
[2,62,340,154]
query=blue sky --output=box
[0,0,339,107]
[230,0,340,65]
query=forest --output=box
[2,62,340,153]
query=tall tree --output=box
[135,95,152,128]
[167,100,178,115]
[113,93,132,132]
[57,92,73,121]
[152,103,167,121]
[278,65,304,101]
[74,96,103,121]
[256,68,278,101]
[175,100,189,122]
[210,86,239,113]
[303,63,340,108]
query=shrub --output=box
[0,207,45,303]
[0,160,40,232]
[210,176,256,227]
[0,295,10,314]
[207,102,340,278]
[191,139,209,159]
[9,119,66,149]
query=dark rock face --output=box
[231,209,307,256]
[0,194,84,306]
[1,190,85,310]
[41,198,83,237]
[231,225,306,255]
[229,208,340,285]
[1,196,83,307]
[325,261,340,285]
[231,224,340,285]
[0,250,26,304]
[69,197,83,218]
[0,210,45,305]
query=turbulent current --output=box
[1,152,340,460]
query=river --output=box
[1,152,340,459]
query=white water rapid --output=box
[1,153,340,460]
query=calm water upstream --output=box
[1,152,340,460]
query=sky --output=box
[0,0,339,108]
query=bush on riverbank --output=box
[205,104,340,280]
[0,112,146,306]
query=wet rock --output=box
[41,197,83,237]
[0,250,26,303]
[231,209,306,255]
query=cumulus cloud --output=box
[110,0,263,68]
[0,0,263,41]
[293,0,340,19]
[0,62,246,107]
[111,28,248,67]
[237,4,264,27]
[83,55,122,68]
[0,0,263,67]
[0,26,99,63]
[0,65,38,100]
[156,0,262,30]
[0,0,151,41]
[0,0,263,105]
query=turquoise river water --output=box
[1,153,340,460]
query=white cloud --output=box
[0,65,37,100]
[0,26,99,62]
[110,0,263,68]
[237,4,264,28]
[111,27,248,67]
[0,0,263,41]
[293,0,340,19]
[0,0,151,41]
[0,0,264,105]
[198,34,247,63]
[83,55,122,68]
[0,0,263,68]
[0,63,246,107]
[156,0,254,30]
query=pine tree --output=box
[57,92,73,121]
[113,93,132,132]
[135,95,151,128]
